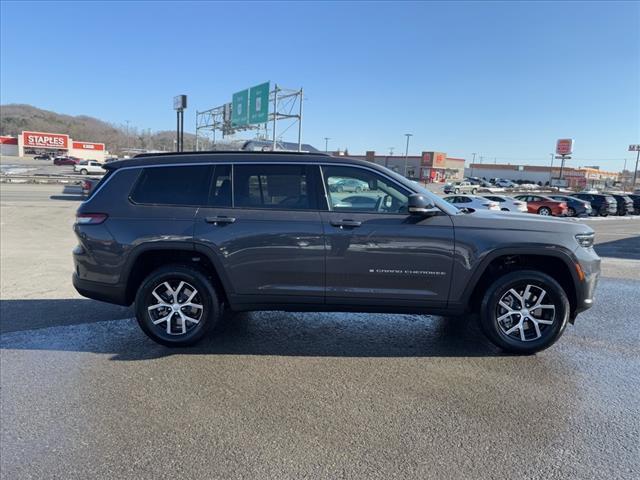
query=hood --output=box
[451,209,594,236]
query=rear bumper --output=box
[72,273,129,306]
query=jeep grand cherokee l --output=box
[72,152,600,354]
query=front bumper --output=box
[572,247,601,317]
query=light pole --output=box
[633,149,640,189]
[404,133,412,178]
[549,153,554,188]
[125,120,130,154]
[324,137,330,153]
[470,152,476,177]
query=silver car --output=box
[482,195,528,212]
[443,195,500,211]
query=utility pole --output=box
[404,133,412,178]
[389,147,394,156]
[622,158,627,192]
[549,153,554,187]
[470,152,476,177]
[324,137,330,153]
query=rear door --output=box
[193,162,326,305]
[320,164,454,308]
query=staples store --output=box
[17,131,107,161]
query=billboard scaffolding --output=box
[195,83,304,151]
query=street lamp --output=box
[324,137,330,153]
[404,133,413,178]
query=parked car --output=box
[494,179,516,188]
[33,153,52,161]
[74,160,106,175]
[443,181,478,194]
[627,194,640,214]
[548,195,592,217]
[329,178,368,193]
[443,195,500,211]
[72,151,600,354]
[571,193,617,217]
[517,183,540,190]
[482,195,528,212]
[465,177,492,187]
[53,156,80,166]
[513,195,568,216]
[607,194,634,216]
[80,178,100,198]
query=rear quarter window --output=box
[130,165,212,206]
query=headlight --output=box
[575,233,594,248]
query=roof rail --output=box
[134,150,331,159]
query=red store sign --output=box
[22,131,69,149]
[72,141,105,151]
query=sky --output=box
[1,1,638,170]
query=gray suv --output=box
[73,152,600,353]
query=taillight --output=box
[76,213,108,225]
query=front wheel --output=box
[479,270,569,354]
[567,207,576,217]
[80,169,88,175]
[471,188,478,194]
[135,265,220,347]
[599,207,608,217]
[455,188,460,194]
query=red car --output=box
[514,195,568,216]
[53,156,80,166]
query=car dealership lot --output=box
[1,183,639,479]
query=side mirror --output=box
[408,193,436,215]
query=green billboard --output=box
[231,89,249,126]
[249,82,270,124]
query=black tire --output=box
[80,169,88,175]
[135,265,220,347]
[355,186,362,193]
[472,188,478,194]
[501,207,510,211]
[567,207,576,217]
[479,270,569,354]
[455,188,460,194]
[538,206,552,216]
[599,206,608,217]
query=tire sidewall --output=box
[479,270,569,354]
[135,265,219,347]
[538,207,551,216]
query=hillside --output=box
[0,104,205,153]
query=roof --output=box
[104,150,365,171]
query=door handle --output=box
[330,219,362,228]
[205,216,236,225]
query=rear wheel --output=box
[599,206,608,217]
[472,188,478,194]
[455,188,460,194]
[538,207,551,216]
[479,270,569,354]
[567,207,576,217]
[135,265,220,347]
[80,169,88,175]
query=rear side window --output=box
[233,164,318,210]
[131,165,212,206]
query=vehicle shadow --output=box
[0,298,506,359]
[50,195,84,201]
[594,235,640,260]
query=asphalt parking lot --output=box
[1,183,639,479]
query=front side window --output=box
[233,164,317,210]
[323,165,409,214]
[209,164,232,207]
[130,165,212,206]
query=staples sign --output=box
[23,131,69,149]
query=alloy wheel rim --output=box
[495,284,556,342]
[147,280,203,336]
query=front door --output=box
[194,163,326,305]
[321,165,454,308]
